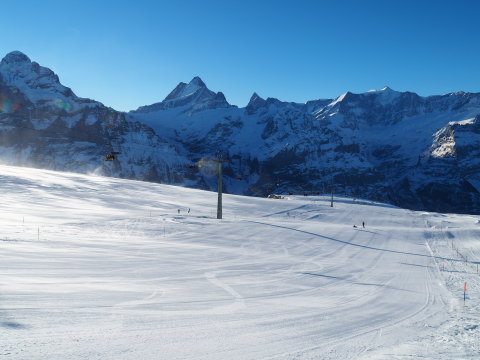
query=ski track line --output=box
[104,213,393,326]
[234,218,392,311]
[262,215,443,359]
[108,273,247,317]
[264,262,437,360]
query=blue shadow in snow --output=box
[248,220,462,263]
[301,272,414,292]
[400,262,431,268]
[302,272,342,280]
[1,321,27,329]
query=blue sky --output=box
[1,0,479,111]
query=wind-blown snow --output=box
[0,165,479,359]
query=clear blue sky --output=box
[1,0,479,111]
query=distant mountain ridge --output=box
[1,50,480,214]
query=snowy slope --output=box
[1,164,479,359]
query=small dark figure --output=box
[178,209,180,214]
[362,221,365,228]
[188,208,190,213]
[353,225,357,228]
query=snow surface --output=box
[0,164,479,359]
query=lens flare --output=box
[0,93,19,113]
[54,98,72,111]
[198,157,220,177]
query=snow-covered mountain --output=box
[1,50,480,214]
[130,80,480,214]
[0,51,187,183]
[136,76,234,114]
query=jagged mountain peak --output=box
[136,76,233,113]
[248,92,264,103]
[1,51,31,65]
[189,76,206,88]
[246,92,267,114]
[245,93,301,114]
[214,91,227,102]
[181,76,208,96]
[163,82,187,101]
[163,76,209,102]
[247,92,265,107]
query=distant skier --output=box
[353,225,357,228]
[188,208,190,214]
[362,221,365,228]
[178,209,180,214]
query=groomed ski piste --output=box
[0,164,479,359]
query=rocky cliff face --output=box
[1,51,480,214]
[0,51,187,184]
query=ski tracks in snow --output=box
[1,166,478,360]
